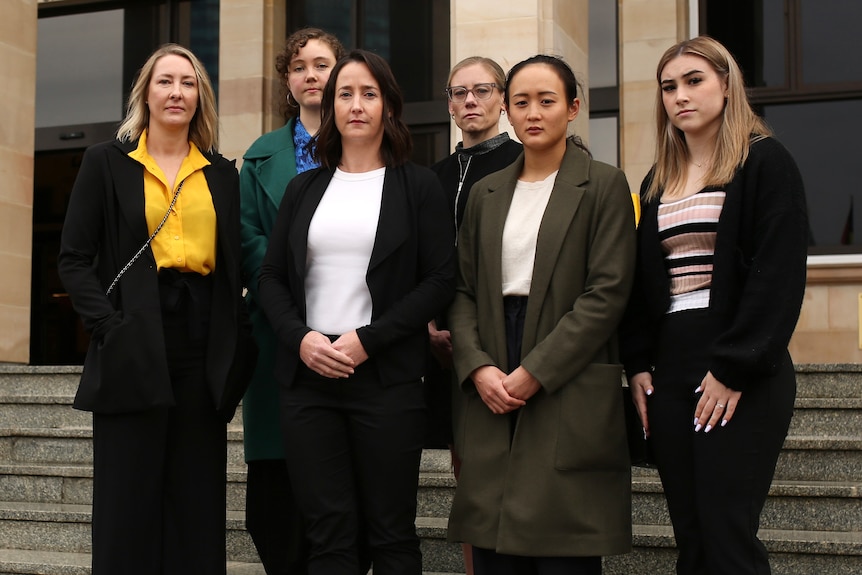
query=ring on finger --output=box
[716,403,725,408]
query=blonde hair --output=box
[117,44,219,153]
[446,56,507,90]
[646,35,771,201]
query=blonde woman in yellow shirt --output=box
[58,44,252,575]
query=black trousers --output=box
[649,309,795,575]
[91,273,226,575]
[246,459,309,575]
[281,363,425,575]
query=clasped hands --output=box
[629,369,741,437]
[470,365,541,414]
[299,330,368,378]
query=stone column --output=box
[219,0,286,166]
[0,1,38,363]
[618,0,688,191]
[449,0,589,149]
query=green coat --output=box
[448,139,636,557]
[239,120,298,461]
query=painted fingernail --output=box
[646,388,653,396]
[721,419,728,427]
[705,424,713,433]
[694,423,702,432]
[695,386,702,393]
[694,417,699,426]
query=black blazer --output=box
[621,137,808,392]
[58,138,249,419]
[258,162,455,388]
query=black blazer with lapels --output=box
[58,138,249,420]
[258,162,456,388]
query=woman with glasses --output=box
[447,54,635,574]
[426,56,522,575]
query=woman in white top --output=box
[447,54,636,575]
[258,49,455,575]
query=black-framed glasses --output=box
[444,83,498,103]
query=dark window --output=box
[703,0,862,251]
[289,0,451,165]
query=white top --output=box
[501,171,557,296]
[305,167,385,335]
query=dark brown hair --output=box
[314,50,413,169]
[275,28,345,121]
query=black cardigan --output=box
[620,137,808,392]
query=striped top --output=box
[658,190,726,313]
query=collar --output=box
[454,132,513,157]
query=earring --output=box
[287,92,298,107]
[451,113,455,119]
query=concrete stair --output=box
[1,364,860,574]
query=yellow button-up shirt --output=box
[129,131,217,274]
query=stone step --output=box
[0,548,267,575]
[0,463,456,520]
[604,524,862,575]
[795,364,862,399]
[0,549,465,575]
[0,427,246,467]
[631,472,862,531]
[788,398,862,435]
[0,502,462,574]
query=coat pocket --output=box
[553,363,630,472]
[75,312,173,413]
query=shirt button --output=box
[174,235,180,240]
[177,257,182,263]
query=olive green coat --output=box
[448,140,636,557]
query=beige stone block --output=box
[220,113,267,164]
[220,39,266,80]
[453,19,541,72]
[454,0,537,24]
[0,303,30,364]
[827,284,862,330]
[789,329,862,365]
[0,48,36,151]
[220,2,264,44]
[620,0,678,42]
[621,119,655,165]
[219,77,265,116]
[0,251,31,309]
[621,39,672,83]
[795,285,830,331]
[621,80,659,124]
[554,0,588,47]
[0,2,37,55]
[0,150,34,206]
[0,202,32,263]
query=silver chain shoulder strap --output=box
[105,178,186,296]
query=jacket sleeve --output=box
[355,168,456,356]
[519,167,636,394]
[239,157,268,300]
[257,174,314,353]
[619,175,658,379]
[448,182,499,390]
[708,139,808,390]
[57,144,123,340]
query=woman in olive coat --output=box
[447,55,635,574]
